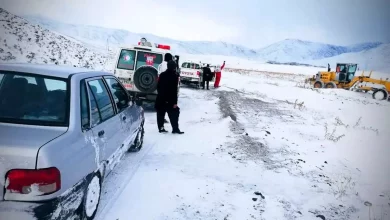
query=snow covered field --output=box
[92,70,389,220]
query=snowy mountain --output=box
[255,39,382,62]
[23,15,258,59]
[0,9,112,70]
[21,15,386,66]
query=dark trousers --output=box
[157,105,180,131]
[202,79,210,89]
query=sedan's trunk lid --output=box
[0,123,67,201]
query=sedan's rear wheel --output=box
[81,173,101,220]
[128,122,145,152]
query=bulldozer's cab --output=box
[336,63,357,82]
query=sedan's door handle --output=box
[98,130,105,137]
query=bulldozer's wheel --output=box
[372,89,389,100]
[314,81,324,88]
[325,82,337,89]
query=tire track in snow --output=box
[94,139,157,220]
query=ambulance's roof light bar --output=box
[156,44,170,50]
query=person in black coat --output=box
[155,60,184,134]
[158,53,174,124]
[202,64,212,90]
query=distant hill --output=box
[309,43,390,73]
[255,39,382,62]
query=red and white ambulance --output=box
[114,38,180,102]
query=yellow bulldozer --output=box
[306,63,390,101]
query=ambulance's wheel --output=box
[134,66,158,93]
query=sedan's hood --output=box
[0,123,67,201]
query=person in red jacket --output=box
[214,61,225,88]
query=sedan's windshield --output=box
[0,71,69,126]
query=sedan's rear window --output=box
[0,71,69,126]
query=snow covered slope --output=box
[311,43,390,73]
[0,8,111,70]
[23,15,258,59]
[255,39,382,62]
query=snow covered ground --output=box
[93,70,389,220]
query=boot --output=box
[172,129,184,134]
[159,127,168,133]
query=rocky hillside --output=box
[0,8,112,70]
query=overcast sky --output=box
[1,0,389,48]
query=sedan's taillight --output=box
[5,167,61,195]
[196,71,200,76]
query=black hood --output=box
[164,53,173,62]
[167,60,176,70]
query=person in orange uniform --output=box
[214,61,225,88]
